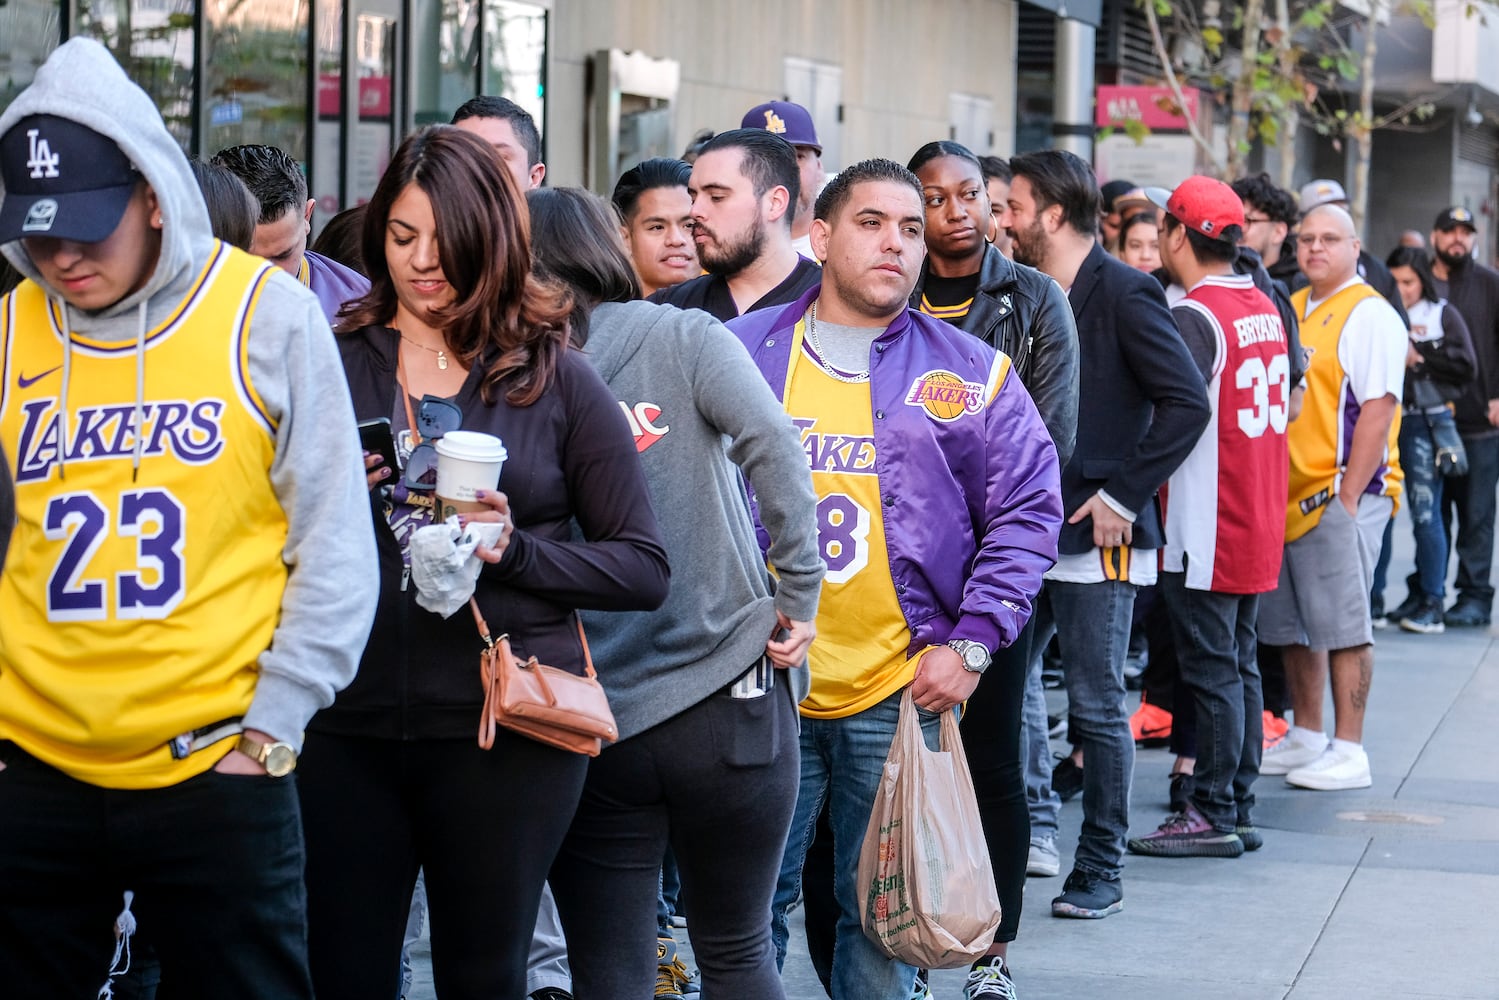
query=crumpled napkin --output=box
[409,515,506,618]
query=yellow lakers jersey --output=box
[0,243,292,788]
[782,317,918,719]
[1286,282,1403,542]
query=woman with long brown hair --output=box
[296,125,669,1000]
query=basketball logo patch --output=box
[903,370,984,422]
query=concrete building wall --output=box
[544,0,1018,187]
[1366,123,1458,259]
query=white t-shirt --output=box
[1305,278,1407,406]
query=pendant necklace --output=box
[399,331,449,370]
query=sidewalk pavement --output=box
[406,585,1499,1000]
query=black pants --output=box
[551,678,799,1000]
[297,730,587,1000]
[0,743,312,1000]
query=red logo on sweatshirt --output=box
[618,400,670,452]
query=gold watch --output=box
[235,734,298,777]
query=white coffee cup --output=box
[435,431,508,519]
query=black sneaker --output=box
[1051,868,1123,918]
[1399,597,1445,634]
[964,957,1018,998]
[1168,771,1192,813]
[1386,589,1422,625]
[1127,803,1245,858]
[1445,599,1491,627]
[1051,754,1084,802]
[1236,824,1265,851]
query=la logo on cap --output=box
[23,198,58,232]
[26,129,60,180]
[762,109,787,135]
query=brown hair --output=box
[338,125,572,406]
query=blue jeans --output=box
[1158,573,1263,831]
[1022,590,1061,841]
[1444,434,1499,608]
[1048,579,1136,880]
[1399,417,1449,600]
[771,689,944,1000]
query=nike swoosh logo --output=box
[18,365,61,388]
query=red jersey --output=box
[1163,273,1290,594]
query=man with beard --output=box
[650,129,821,323]
[1007,150,1209,919]
[730,158,1061,999]
[980,155,1016,258]
[741,101,825,261]
[1429,206,1499,626]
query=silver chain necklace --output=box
[804,301,871,383]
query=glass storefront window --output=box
[410,0,482,127]
[71,0,195,149]
[0,0,62,119]
[200,0,309,164]
[483,0,546,139]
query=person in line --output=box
[1427,206,1499,627]
[734,157,1062,999]
[296,125,670,1000]
[524,186,823,1000]
[0,38,377,998]
[903,138,1079,995]
[740,100,826,260]
[1379,246,1475,633]
[650,129,821,322]
[610,157,698,298]
[979,154,1015,258]
[212,143,369,319]
[310,204,368,276]
[1259,205,1406,792]
[1116,211,1161,273]
[451,94,547,190]
[1297,179,1408,326]
[1007,149,1210,919]
[187,156,258,251]
[1126,177,1290,859]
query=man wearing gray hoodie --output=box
[0,38,376,999]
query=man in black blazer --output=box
[1008,151,1211,920]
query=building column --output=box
[1053,15,1095,160]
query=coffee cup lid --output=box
[435,430,508,462]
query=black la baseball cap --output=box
[0,114,140,244]
[1434,206,1478,232]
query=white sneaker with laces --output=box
[1026,837,1060,877]
[965,961,1018,999]
[1286,742,1371,790]
[1259,732,1327,775]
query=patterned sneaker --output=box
[1285,742,1371,790]
[1051,868,1123,919]
[1052,754,1084,802]
[909,967,933,1000]
[1127,803,1245,858]
[964,958,1018,999]
[1236,824,1265,851]
[655,938,697,998]
[1260,731,1327,775]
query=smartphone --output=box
[357,417,399,478]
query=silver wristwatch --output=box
[947,639,992,674]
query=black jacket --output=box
[1061,243,1211,555]
[1405,301,1476,407]
[312,326,670,740]
[910,246,1080,466]
[1440,256,1499,437]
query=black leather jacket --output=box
[910,245,1080,466]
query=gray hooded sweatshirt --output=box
[0,38,377,757]
[581,300,823,740]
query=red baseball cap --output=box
[1148,175,1245,242]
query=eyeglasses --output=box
[1297,233,1347,249]
[402,395,463,492]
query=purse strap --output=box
[468,596,597,680]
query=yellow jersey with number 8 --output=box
[0,243,291,789]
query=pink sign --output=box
[317,75,391,119]
[1095,86,1199,130]
[318,74,341,118]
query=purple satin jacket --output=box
[728,285,1062,656]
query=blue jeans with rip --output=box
[1048,579,1137,880]
[1399,417,1449,600]
[771,688,944,1000]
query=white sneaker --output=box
[1259,732,1327,775]
[1026,837,1060,877]
[1286,743,1371,790]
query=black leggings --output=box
[550,680,799,999]
[297,729,587,1000]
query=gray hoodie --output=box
[581,300,823,740]
[0,38,377,753]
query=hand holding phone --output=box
[358,418,399,484]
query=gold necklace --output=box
[399,332,449,370]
